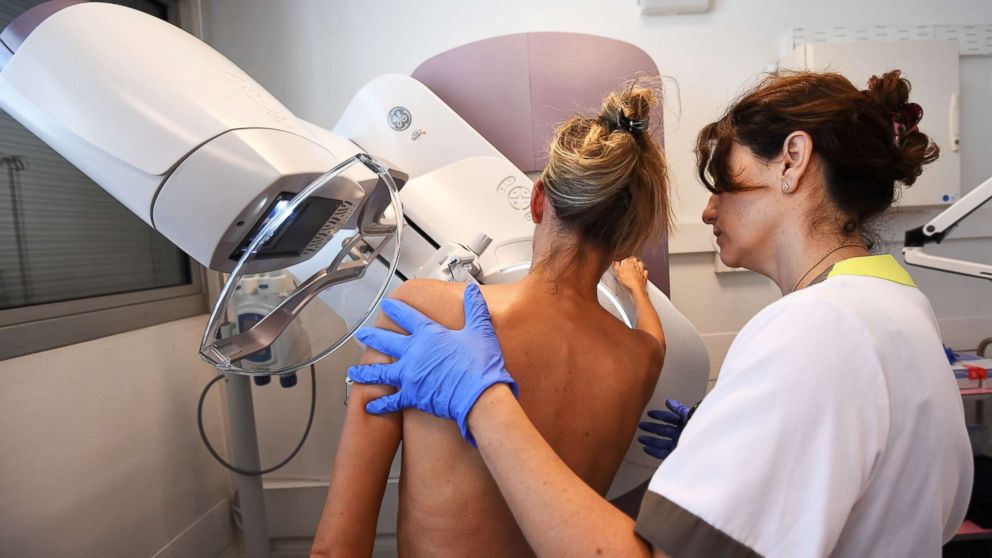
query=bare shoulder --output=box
[631,329,665,373]
[385,279,468,330]
[362,279,466,364]
[614,326,664,382]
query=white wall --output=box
[201,0,992,387]
[0,316,234,558]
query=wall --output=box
[201,0,992,388]
[0,316,234,558]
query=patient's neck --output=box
[524,227,608,299]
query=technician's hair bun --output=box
[863,70,939,186]
[864,70,910,116]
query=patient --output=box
[311,83,671,558]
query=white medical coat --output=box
[635,255,973,557]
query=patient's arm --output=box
[310,287,413,557]
[613,257,666,355]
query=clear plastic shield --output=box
[199,153,403,376]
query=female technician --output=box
[348,70,973,557]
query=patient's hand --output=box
[613,257,649,294]
[612,257,665,357]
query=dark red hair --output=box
[696,70,939,229]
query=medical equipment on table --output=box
[0,2,710,554]
[951,354,991,390]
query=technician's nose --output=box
[702,194,718,225]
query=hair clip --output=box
[617,108,647,136]
[892,102,923,148]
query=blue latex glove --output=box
[348,283,518,447]
[943,344,959,365]
[637,398,695,460]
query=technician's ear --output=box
[780,131,813,194]
[530,179,546,223]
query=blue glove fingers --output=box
[642,445,672,460]
[462,283,495,333]
[638,421,680,438]
[379,298,434,333]
[646,409,682,424]
[665,398,691,417]
[638,435,675,451]
[366,392,402,415]
[347,363,401,387]
[355,327,409,359]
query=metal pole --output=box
[224,373,271,558]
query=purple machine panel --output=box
[413,32,671,295]
[0,0,86,70]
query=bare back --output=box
[391,279,661,557]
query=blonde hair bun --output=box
[540,79,671,259]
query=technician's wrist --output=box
[466,383,516,440]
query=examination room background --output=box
[1,0,991,557]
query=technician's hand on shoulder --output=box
[348,283,518,446]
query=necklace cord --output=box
[791,243,867,293]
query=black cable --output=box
[197,364,317,476]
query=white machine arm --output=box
[903,175,992,280]
[0,1,418,374]
[0,1,398,274]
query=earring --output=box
[782,180,791,193]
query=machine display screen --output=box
[231,192,342,261]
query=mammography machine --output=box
[0,2,710,555]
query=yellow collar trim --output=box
[827,255,917,287]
